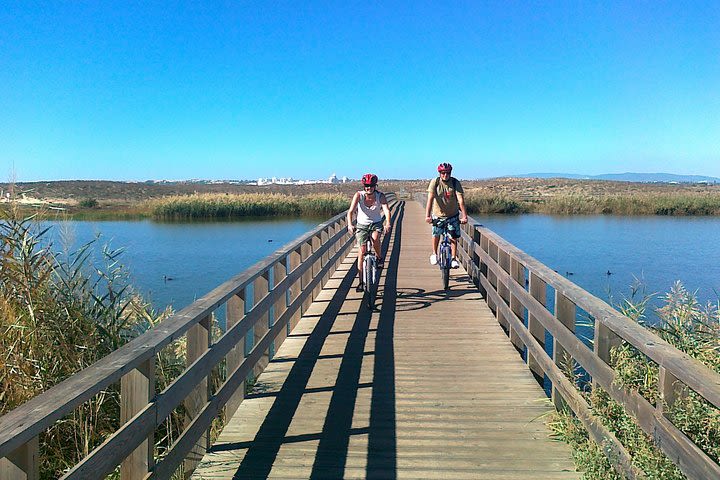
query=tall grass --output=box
[547,282,720,479]
[464,191,720,215]
[463,194,529,214]
[0,203,191,478]
[149,193,349,220]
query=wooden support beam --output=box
[288,247,303,331]
[272,258,289,353]
[528,272,547,381]
[509,257,525,352]
[553,292,576,410]
[225,292,245,419]
[253,271,270,379]
[0,437,38,480]
[120,359,155,480]
[301,241,313,314]
[183,315,211,477]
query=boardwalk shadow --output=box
[309,202,403,479]
[222,202,403,479]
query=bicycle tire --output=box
[440,243,451,290]
[364,256,376,309]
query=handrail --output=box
[455,212,720,480]
[0,194,400,479]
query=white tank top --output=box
[356,191,383,225]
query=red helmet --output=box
[361,173,378,186]
[437,162,452,173]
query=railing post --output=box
[496,247,511,331]
[184,315,211,475]
[553,292,576,410]
[509,257,525,352]
[289,247,303,331]
[253,271,270,378]
[226,292,245,419]
[485,240,498,316]
[320,227,330,286]
[301,240,313,314]
[0,437,39,480]
[593,320,622,391]
[658,366,687,416]
[273,258,289,352]
[528,272,547,382]
[476,228,487,298]
[312,233,322,299]
[120,358,155,480]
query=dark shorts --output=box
[432,214,461,239]
[356,220,383,246]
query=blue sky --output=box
[2,1,719,181]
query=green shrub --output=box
[79,198,99,208]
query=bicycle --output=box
[362,236,380,309]
[432,217,454,290]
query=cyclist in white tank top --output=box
[347,173,392,291]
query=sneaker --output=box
[356,282,364,292]
[451,258,460,269]
[429,254,438,265]
[376,257,384,268]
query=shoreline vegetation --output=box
[547,283,719,479]
[463,192,720,215]
[4,178,720,219]
[150,192,349,220]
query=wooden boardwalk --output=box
[192,201,578,479]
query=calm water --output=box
[45,215,720,316]
[472,214,720,312]
[46,218,323,312]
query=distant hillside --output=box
[516,172,720,183]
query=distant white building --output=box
[256,174,348,186]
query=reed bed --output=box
[464,190,720,215]
[548,282,720,479]
[149,193,349,220]
[462,194,529,214]
[0,205,196,478]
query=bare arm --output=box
[380,194,392,233]
[457,193,468,224]
[347,192,360,233]
[425,191,435,223]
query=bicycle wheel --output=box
[364,257,376,309]
[440,245,451,290]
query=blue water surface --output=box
[45,218,323,313]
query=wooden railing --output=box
[455,216,720,480]
[0,193,397,480]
